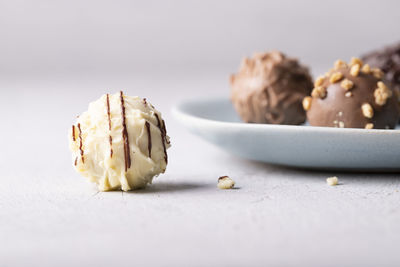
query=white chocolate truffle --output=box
[69,92,170,191]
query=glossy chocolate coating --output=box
[230,51,313,125]
[307,65,399,129]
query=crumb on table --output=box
[326,176,339,186]
[218,176,235,189]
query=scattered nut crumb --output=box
[338,121,345,128]
[350,64,360,77]
[326,176,339,186]
[365,123,374,129]
[302,96,312,111]
[218,176,235,189]
[361,103,374,118]
[330,72,343,83]
[340,79,354,90]
[311,86,327,99]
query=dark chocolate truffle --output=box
[362,42,400,95]
[230,51,313,124]
[304,58,400,129]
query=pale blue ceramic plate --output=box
[172,98,400,171]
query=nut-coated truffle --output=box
[230,51,313,125]
[304,58,400,129]
[362,42,400,96]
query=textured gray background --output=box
[1,1,400,267]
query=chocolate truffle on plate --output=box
[362,42,400,96]
[230,51,313,124]
[69,91,170,191]
[304,58,400,129]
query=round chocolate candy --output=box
[362,42,400,95]
[230,51,313,125]
[304,58,400,129]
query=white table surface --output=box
[1,72,400,267]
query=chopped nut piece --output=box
[365,123,374,129]
[326,176,339,186]
[374,82,392,106]
[361,103,374,118]
[314,76,325,87]
[374,88,389,106]
[377,81,390,92]
[350,64,360,76]
[345,91,353,97]
[350,57,363,66]
[218,176,235,189]
[361,64,371,74]
[302,96,312,111]
[334,59,347,70]
[330,72,343,83]
[338,121,345,128]
[340,79,354,90]
[371,68,384,79]
[311,86,327,99]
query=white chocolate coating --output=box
[69,92,170,191]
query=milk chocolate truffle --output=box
[362,42,400,95]
[69,92,170,191]
[304,58,400,129]
[230,51,313,124]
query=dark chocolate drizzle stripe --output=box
[154,113,168,164]
[106,94,113,158]
[72,125,76,141]
[74,157,78,166]
[77,123,84,163]
[143,98,147,105]
[120,91,131,172]
[145,121,152,158]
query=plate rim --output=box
[172,97,400,136]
